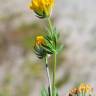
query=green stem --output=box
[48,17,53,34]
[47,17,57,96]
[45,56,52,96]
[53,52,57,96]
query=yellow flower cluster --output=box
[35,36,45,45]
[78,83,93,93]
[29,0,54,18]
[69,83,93,96]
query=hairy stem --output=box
[45,56,52,96]
[53,52,57,96]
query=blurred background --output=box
[0,0,96,96]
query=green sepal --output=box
[34,45,47,59]
[35,10,48,19]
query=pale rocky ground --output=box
[0,0,96,96]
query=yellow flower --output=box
[28,0,54,18]
[78,83,93,93]
[36,36,45,45]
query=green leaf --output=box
[41,87,48,96]
[55,89,59,96]
[53,88,59,96]
[46,27,52,36]
[56,45,64,54]
[45,36,53,45]
[45,37,54,49]
[41,44,54,54]
[53,35,57,48]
